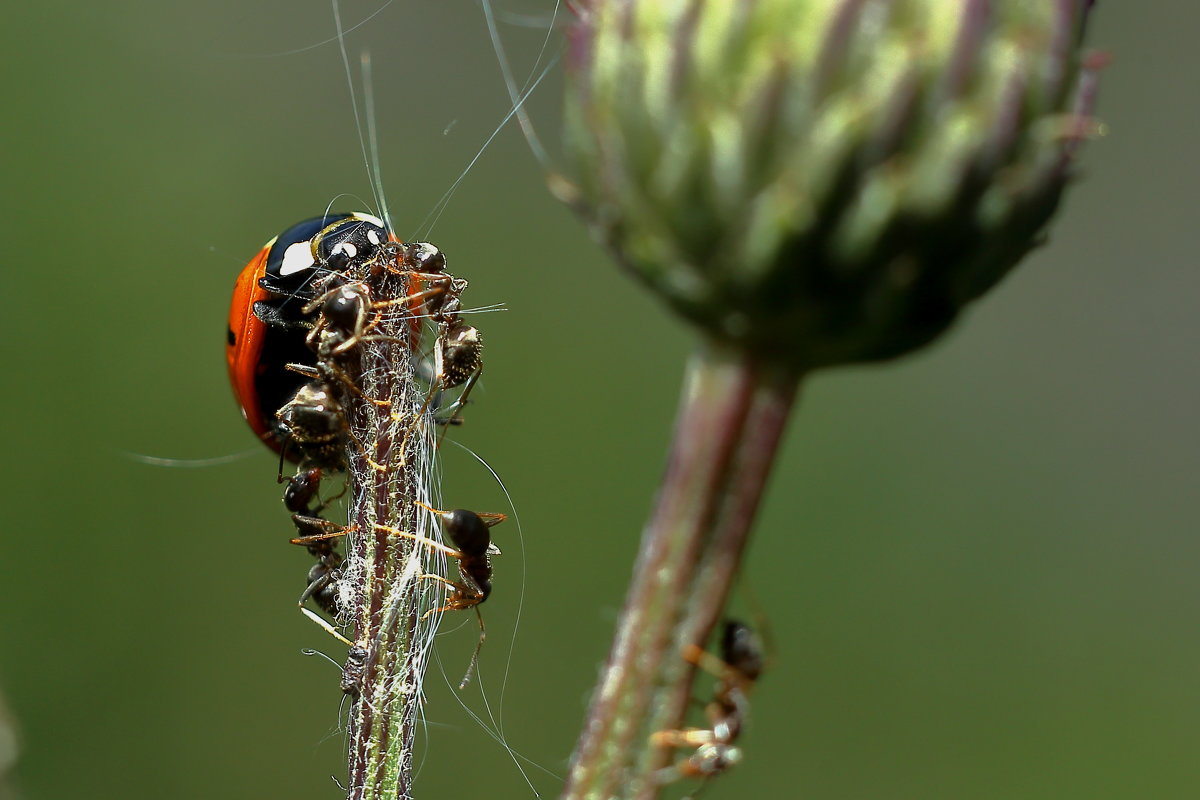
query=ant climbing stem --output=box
[376,241,484,430]
[650,620,766,789]
[284,466,356,646]
[289,244,485,435]
[373,500,506,689]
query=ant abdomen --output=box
[442,509,491,555]
[721,620,765,682]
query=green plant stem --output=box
[341,268,427,800]
[561,342,801,800]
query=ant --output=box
[294,273,462,426]
[290,242,483,434]
[381,242,484,427]
[284,466,354,645]
[280,285,404,472]
[286,280,395,410]
[650,620,765,787]
[374,501,506,688]
[275,382,348,471]
[340,644,370,698]
[299,240,450,363]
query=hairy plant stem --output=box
[561,342,801,800]
[340,268,429,800]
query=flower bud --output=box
[563,0,1101,370]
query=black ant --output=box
[294,274,462,427]
[283,466,354,645]
[287,280,394,410]
[374,501,505,688]
[280,284,404,474]
[650,620,765,787]
[299,240,450,364]
[275,382,348,471]
[290,244,483,435]
[380,242,483,427]
[340,644,370,697]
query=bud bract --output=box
[564,0,1101,370]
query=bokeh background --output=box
[2,3,1196,799]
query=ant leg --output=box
[651,744,740,786]
[333,332,409,354]
[682,643,743,684]
[371,283,444,312]
[283,361,391,410]
[415,576,487,690]
[297,574,353,646]
[650,728,717,749]
[299,608,353,646]
[322,360,393,409]
[372,524,464,559]
[458,608,486,690]
[433,367,481,431]
[289,522,354,548]
[341,425,390,474]
[304,481,348,519]
[418,574,464,618]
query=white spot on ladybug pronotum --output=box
[280,240,317,276]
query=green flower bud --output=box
[563,0,1101,370]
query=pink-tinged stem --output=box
[562,342,801,800]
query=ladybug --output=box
[225,212,394,458]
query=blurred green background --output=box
[2,2,1195,799]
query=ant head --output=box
[405,242,446,274]
[322,284,367,332]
